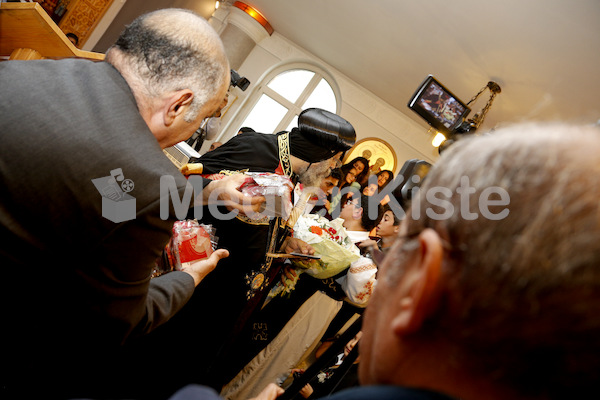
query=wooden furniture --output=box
[0,2,104,61]
[58,0,115,48]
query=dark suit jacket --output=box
[165,384,455,400]
[322,385,456,400]
[0,58,200,397]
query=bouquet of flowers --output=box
[267,214,360,298]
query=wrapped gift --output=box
[171,219,216,267]
[239,172,294,219]
[153,220,217,277]
[196,171,294,220]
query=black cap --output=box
[298,108,355,151]
[289,108,356,163]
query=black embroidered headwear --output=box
[288,108,356,163]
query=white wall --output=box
[209,11,439,173]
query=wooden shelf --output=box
[0,2,104,61]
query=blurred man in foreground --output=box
[330,123,600,400]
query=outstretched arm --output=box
[198,174,266,215]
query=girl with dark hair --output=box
[338,157,369,189]
[361,170,394,201]
[330,157,369,212]
[376,169,394,191]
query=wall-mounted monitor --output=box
[407,75,470,135]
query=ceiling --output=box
[225,0,600,133]
[101,0,600,134]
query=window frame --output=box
[220,60,342,141]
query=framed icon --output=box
[343,137,397,174]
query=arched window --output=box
[230,62,340,136]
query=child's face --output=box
[376,210,398,238]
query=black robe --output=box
[195,131,283,174]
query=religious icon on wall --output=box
[343,138,397,174]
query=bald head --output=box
[365,123,600,398]
[106,8,230,123]
[406,122,600,258]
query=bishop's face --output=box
[297,152,343,188]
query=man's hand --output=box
[290,369,313,399]
[249,383,284,400]
[298,383,314,399]
[280,237,315,256]
[199,174,265,216]
[181,249,229,286]
[281,265,298,284]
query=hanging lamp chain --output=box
[465,81,501,129]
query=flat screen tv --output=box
[407,75,470,135]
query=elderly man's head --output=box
[105,9,230,148]
[360,123,600,399]
[289,108,356,187]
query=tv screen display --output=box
[407,75,470,135]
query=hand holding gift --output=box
[181,248,229,286]
[154,219,224,283]
[198,172,294,219]
[238,172,294,219]
[197,173,267,216]
[169,220,218,269]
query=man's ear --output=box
[390,228,444,335]
[164,90,194,126]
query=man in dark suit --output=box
[0,8,261,398]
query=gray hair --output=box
[106,8,229,122]
[399,122,600,397]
